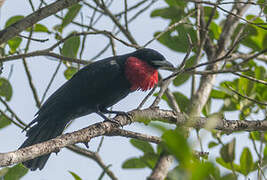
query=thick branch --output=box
[147,153,174,180]
[0,108,266,167]
[0,0,81,45]
[189,2,251,116]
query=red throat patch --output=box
[125,56,158,91]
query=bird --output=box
[19,48,173,171]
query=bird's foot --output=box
[102,109,133,122]
[83,142,89,149]
[103,117,122,127]
[115,111,132,120]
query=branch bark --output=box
[147,153,174,180]
[0,0,81,45]
[0,108,266,167]
[189,2,251,116]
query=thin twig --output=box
[0,51,89,64]
[67,145,118,180]
[0,0,81,45]
[151,35,193,107]
[232,72,267,86]
[225,84,267,106]
[22,29,41,108]
[0,97,26,126]
[187,0,267,30]
[137,86,157,109]
[41,61,62,104]
[18,34,49,43]
[95,0,138,45]
[143,10,195,47]
[124,0,128,31]
[0,109,24,129]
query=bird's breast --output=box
[125,57,158,91]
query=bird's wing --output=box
[36,58,123,120]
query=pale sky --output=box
[0,1,263,180]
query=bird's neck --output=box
[124,56,158,91]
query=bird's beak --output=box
[152,60,175,71]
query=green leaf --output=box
[155,24,196,53]
[222,98,237,111]
[220,138,236,163]
[263,145,267,163]
[172,92,190,113]
[64,67,78,80]
[130,139,154,154]
[262,34,267,48]
[122,158,147,169]
[61,34,80,58]
[5,15,24,28]
[202,98,211,117]
[69,171,82,180]
[210,89,226,99]
[162,129,191,167]
[0,78,12,101]
[151,6,184,20]
[240,147,253,176]
[204,6,219,19]
[208,141,218,148]
[62,4,82,29]
[240,15,267,51]
[173,55,196,86]
[0,114,11,129]
[4,164,28,180]
[209,22,221,40]
[249,131,261,141]
[157,91,189,113]
[140,153,158,169]
[0,167,9,177]
[159,91,190,113]
[165,0,187,7]
[238,71,255,96]
[255,65,266,80]
[7,37,22,53]
[191,161,216,180]
[216,157,240,172]
[221,173,237,180]
[33,24,50,33]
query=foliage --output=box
[125,0,266,179]
[0,164,28,180]
[0,0,266,179]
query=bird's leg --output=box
[96,109,121,127]
[101,108,132,120]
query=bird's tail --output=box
[19,117,66,171]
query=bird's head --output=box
[131,48,174,70]
[125,48,173,91]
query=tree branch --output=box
[189,2,251,116]
[147,153,174,180]
[0,0,81,45]
[0,51,88,64]
[67,145,118,180]
[0,108,266,167]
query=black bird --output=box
[20,48,173,170]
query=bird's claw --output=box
[116,111,132,120]
[83,142,89,149]
[104,117,122,127]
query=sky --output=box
[0,1,181,180]
[0,0,264,180]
